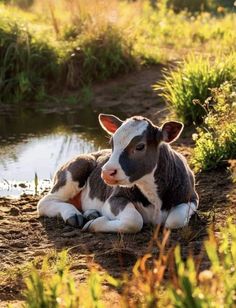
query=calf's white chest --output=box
[135,168,162,224]
[80,182,104,213]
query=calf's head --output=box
[99,114,183,186]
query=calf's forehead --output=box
[113,119,149,149]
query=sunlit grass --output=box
[9,220,233,307]
[1,0,236,104]
[154,54,236,124]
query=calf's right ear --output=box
[99,114,123,135]
[161,121,184,143]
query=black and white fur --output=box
[37,114,199,233]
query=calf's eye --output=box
[135,143,145,151]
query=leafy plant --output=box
[192,81,236,171]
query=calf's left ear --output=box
[99,114,123,135]
[161,121,184,143]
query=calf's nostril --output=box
[110,169,117,176]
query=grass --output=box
[192,81,236,171]
[169,220,236,307]
[1,1,236,104]
[0,1,137,103]
[0,16,59,103]
[132,2,236,62]
[154,54,236,124]
[7,219,232,307]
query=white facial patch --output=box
[102,119,149,180]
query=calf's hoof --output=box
[82,219,95,232]
[83,209,100,221]
[66,214,84,228]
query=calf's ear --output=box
[161,121,183,143]
[99,114,123,135]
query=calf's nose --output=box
[101,168,117,179]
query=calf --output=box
[37,114,198,233]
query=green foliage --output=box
[0,19,59,103]
[24,250,106,308]
[62,25,136,89]
[0,2,136,103]
[1,1,236,104]
[192,82,236,171]
[169,246,211,307]
[170,219,236,307]
[133,3,236,62]
[154,55,236,124]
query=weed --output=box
[34,172,38,195]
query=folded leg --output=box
[83,198,143,233]
[162,202,197,229]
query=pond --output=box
[0,105,113,197]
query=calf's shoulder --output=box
[155,143,197,210]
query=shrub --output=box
[167,0,210,13]
[62,24,136,89]
[154,55,236,124]
[192,82,236,171]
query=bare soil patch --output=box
[0,65,235,306]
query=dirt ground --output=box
[0,65,236,307]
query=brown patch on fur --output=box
[68,192,82,211]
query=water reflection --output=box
[0,106,109,196]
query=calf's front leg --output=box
[162,202,197,229]
[37,170,84,227]
[38,194,84,227]
[83,198,143,233]
[37,154,96,227]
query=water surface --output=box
[0,106,109,196]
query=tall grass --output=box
[21,220,236,307]
[154,54,236,124]
[0,18,59,103]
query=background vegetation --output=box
[1,0,236,103]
